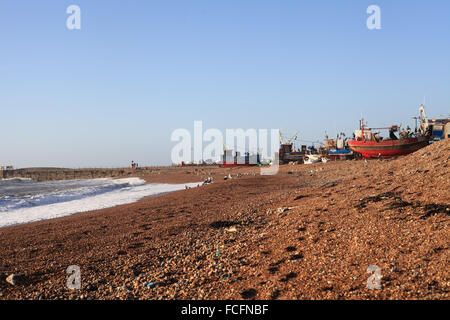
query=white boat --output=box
[304,154,321,164]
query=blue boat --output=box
[328,149,353,156]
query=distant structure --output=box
[278,131,304,164]
[221,149,260,167]
[418,105,450,141]
[0,165,14,179]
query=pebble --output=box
[6,274,20,286]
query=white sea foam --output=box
[0,178,200,228]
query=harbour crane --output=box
[279,131,299,145]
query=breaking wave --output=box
[0,178,199,227]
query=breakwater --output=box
[0,167,151,182]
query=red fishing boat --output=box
[348,119,430,159]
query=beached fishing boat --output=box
[348,119,430,159]
[323,132,354,160]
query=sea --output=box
[0,177,199,228]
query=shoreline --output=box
[0,179,203,229]
[0,141,448,300]
[0,166,214,183]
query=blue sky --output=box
[1,0,449,167]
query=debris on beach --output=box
[6,274,17,286]
[5,274,25,286]
[202,177,213,185]
[225,226,238,233]
[277,206,297,216]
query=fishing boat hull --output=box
[348,137,429,159]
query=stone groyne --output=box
[0,167,151,182]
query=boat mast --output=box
[360,118,365,142]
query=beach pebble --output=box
[6,274,23,286]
